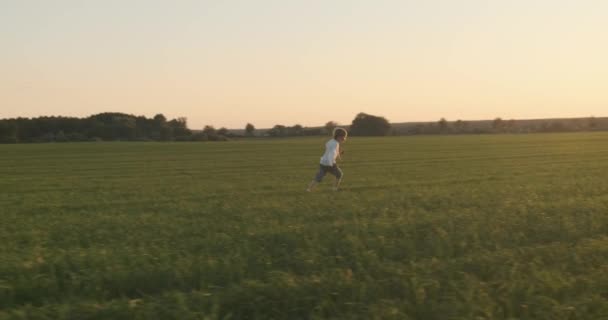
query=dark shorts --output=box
[314,164,343,182]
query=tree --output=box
[153,114,167,123]
[168,117,191,140]
[55,130,68,142]
[505,119,516,133]
[217,127,229,136]
[0,121,18,143]
[454,119,468,134]
[203,125,216,135]
[492,117,505,133]
[325,121,338,135]
[268,125,287,137]
[438,118,449,133]
[245,123,255,136]
[349,113,391,136]
[302,127,322,136]
[288,124,304,136]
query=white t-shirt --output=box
[320,139,340,166]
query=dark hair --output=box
[333,128,348,139]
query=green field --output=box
[1,133,608,319]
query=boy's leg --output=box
[333,179,342,191]
[306,180,318,192]
[332,166,343,191]
[307,166,326,191]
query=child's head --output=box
[333,128,348,142]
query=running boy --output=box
[306,128,347,192]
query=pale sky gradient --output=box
[1,0,607,129]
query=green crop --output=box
[1,133,608,319]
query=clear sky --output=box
[1,0,607,129]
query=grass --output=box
[1,133,608,319]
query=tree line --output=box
[392,117,608,135]
[1,112,607,143]
[263,113,392,137]
[0,112,392,143]
[0,113,194,143]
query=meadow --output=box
[1,133,608,319]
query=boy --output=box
[306,128,347,192]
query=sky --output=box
[1,0,607,129]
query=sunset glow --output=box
[2,0,607,129]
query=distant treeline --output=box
[260,113,392,137]
[1,112,608,143]
[392,117,608,135]
[0,113,196,143]
[0,112,392,143]
[261,115,608,137]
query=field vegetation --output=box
[1,133,608,319]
